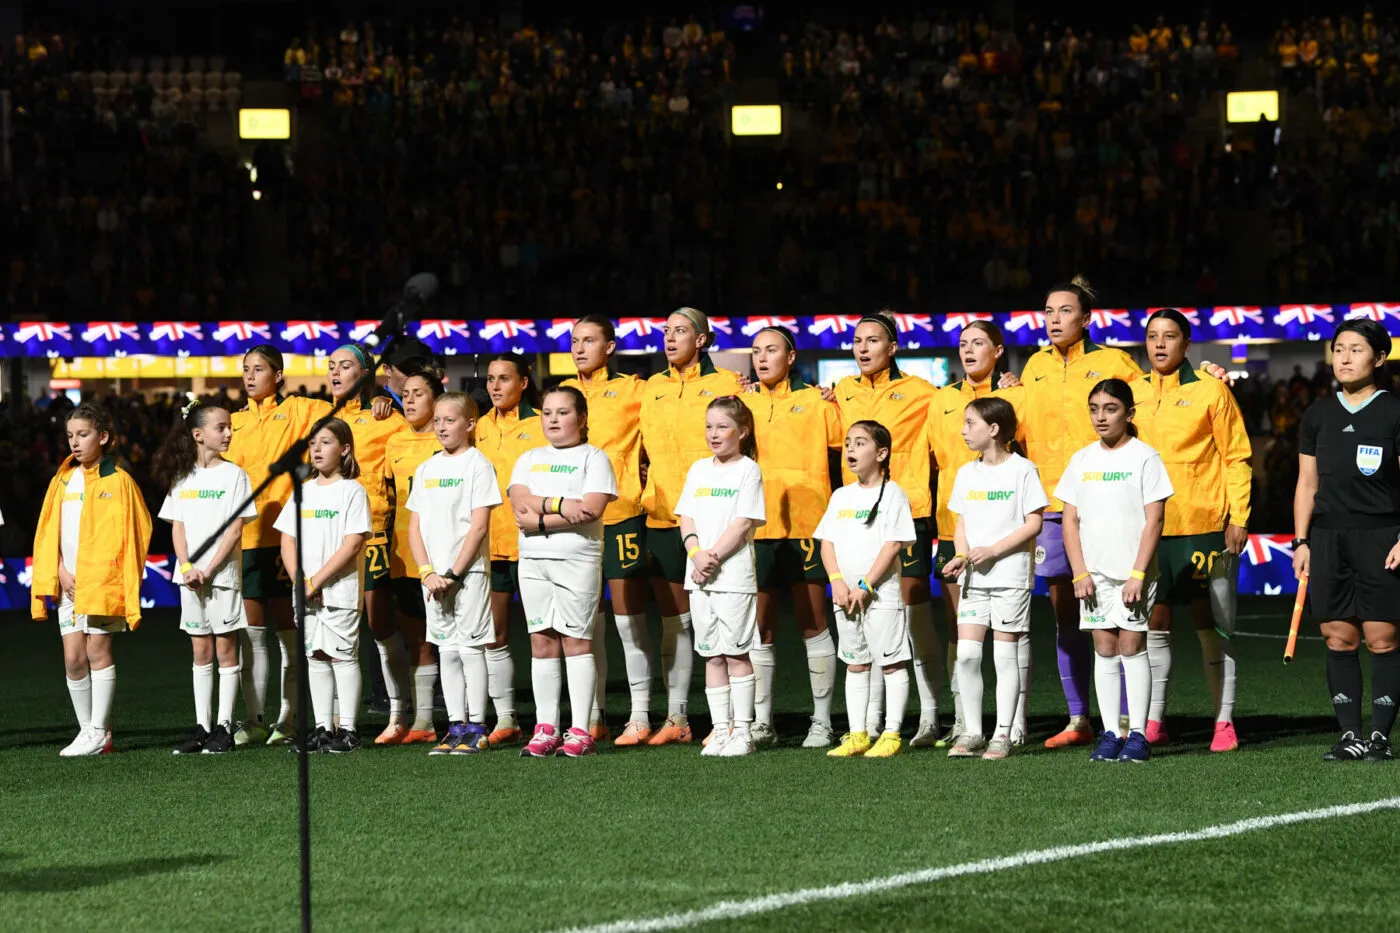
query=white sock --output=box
[661,614,693,717]
[331,659,361,731]
[240,625,268,723]
[615,613,652,722]
[1014,634,1031,736]
[217,665,241,729]
[375,636,409,721]
[1146,631,1172,721]
[866,665,885,736]
[486,645,516,719]
[805,630,837,727]
[277,629,299,724]
[992,640,1019,737]
[1094,654,1122,736]
[462,647,488,725]
[440,650,466,723]
[1122,650,1151,734]
[412,663,438,731]
[882,667,910,734]
[308,658,334,730]
[844,668,870,735]
[531,657,562,728]
[1198,629,1238,723]
[954,639,984,738]
[192,662,215,731]
[89,664,116,732]
[750,643,776,727]
[592,610,608,718]
[948,638,962,727]
[907,602,941,721]
[730,672,756,726]
[564,653,597,732]
[66,674,92,730]
[705,684,732,731]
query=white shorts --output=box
[424,572,493,650]
[834,604,911,667]
[691,590,757,658]
[304,604,360,661]
[519,556,601,639]
[1080,573,1156,633]
[57,594,127,637]
[179,585,247,636]
[958,586,1032,634]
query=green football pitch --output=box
[3,597,1398,932]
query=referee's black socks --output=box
[1372,651,1400,738]
[1327,649,1364,734]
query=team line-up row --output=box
[30,283,1400,762]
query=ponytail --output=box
[851,419,894,526]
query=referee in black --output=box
[1294,319,1400,761]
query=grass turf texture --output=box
[2,596,1395,932]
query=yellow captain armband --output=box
[418,564,435,577]
[1129,570,1146,581]
[1072,572,1090,584]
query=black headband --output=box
[757,326,797,351]
[858,315,898,342]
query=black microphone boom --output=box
[367,272,439,347]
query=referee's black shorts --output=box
[1308,524,1400,623]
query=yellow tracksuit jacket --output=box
[563,366,646,525]
[743,376,843,539]
[639,356,742,528]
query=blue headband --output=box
[336,344,372,370]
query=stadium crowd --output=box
[281,17,737,318]
[1,33,251,320]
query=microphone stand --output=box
[185,312,400,933]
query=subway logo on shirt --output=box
[530,464,578,474]
[422,478,463,489]
[965,490,1014,501]
[693,488,738,498]
[178,489,227,500]
[837,508,872,520]
[1081,471,1134,482]
[300,508,341,519]
[62,492,84,503]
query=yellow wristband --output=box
[179,561,193,574]
[1129,570,1146,581]
[828,572,844,582]
[953,553,967,561]
[1072,572,1089,583]
[687,546,701,559]
[418,564,434,577]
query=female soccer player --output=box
[742,325,843,747]
[477,353,548,745]
[508,386,618,758]
[639,308,743,745]
[940,398,1047,760]
[155,399,258,755]
[927,320,1023,744]
[327,344,412,744]
[1013,278,1144,749]
[1294,319,1400,762]
[1056,379,1174,763]
[31,402,152,756]
[228,345,331,746]
[563,315,654,744]
[816,420,917,759]
[407,392,501,755]
[383,363,450,744]
[677,396,768,757]
[1131,309,1252,752]
[275,419,372,753]
[827,312,942,746]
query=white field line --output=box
[552,796,1400,933]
